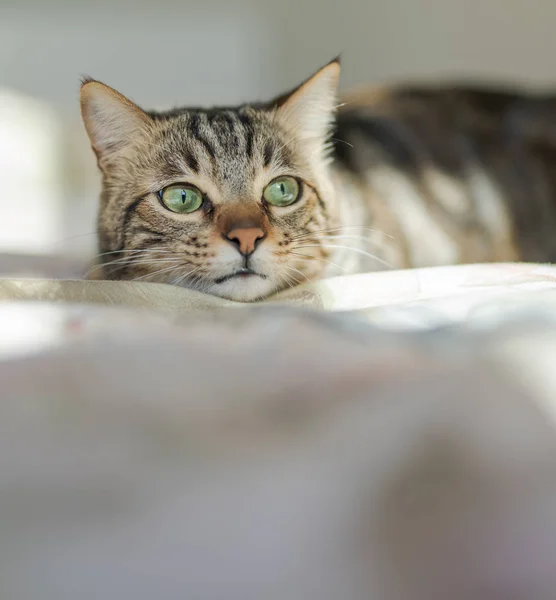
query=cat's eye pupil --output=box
[160,185,203,214]
[263,176,300,207]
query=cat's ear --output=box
[275,58,341,143]
[80,79,152,159]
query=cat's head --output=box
[80,59,341,301]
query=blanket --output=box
[3,259,556,599]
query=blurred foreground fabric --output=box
[3,261,556,598]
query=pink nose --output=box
[225,227,266,256]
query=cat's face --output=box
[81,60,341,301]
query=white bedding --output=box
[2,261,556,336]
[3,260,556,598]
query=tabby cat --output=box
[81,58,556,301]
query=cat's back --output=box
[335,81,556,169]
[334,82,556,264]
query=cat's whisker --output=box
[126,258,184,268]
[190,275,209,293]
[281,264,311,284]
[289,251,349,274]
[87,250,175,273]
[323,233,383,241]
[289,226,394,242]
[293,243,393,269]
[93,247,174,260]
[320,244,393,269]
[85,255,182,278]
[332,137,354,148]
[280,269,299,289]
[297,226,393,237]
[94,256,180,270]
[288,233,390,257]
[171,266,205,287]
[275,131,304,154]
[132,263,190,282]
[304,233,392,247]
[322,234,393,250]
[86,247,180,277]
[84,259,134,278]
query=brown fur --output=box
[81,61,556,300]
[335,83,556,268]
[81,62,340,301]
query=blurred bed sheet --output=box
[3,257,556,598]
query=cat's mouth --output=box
[214,268,267,285]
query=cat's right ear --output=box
[274,58,341,145]
[80,79,152,160]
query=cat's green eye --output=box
[263,176,301,207]
[159,185,203,214]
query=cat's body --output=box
[332,84,556,272]
[81,61,556,300]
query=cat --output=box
[81,58,556,301]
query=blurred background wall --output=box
[1,0,555,259]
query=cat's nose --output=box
[224,227,266,256]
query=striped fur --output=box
[81,61,556,301]
[81,62,339,301]
[333,84,556,269]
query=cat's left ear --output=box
[275,57,341,143]
[80,78,152,162]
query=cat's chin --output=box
[207,275,278,302]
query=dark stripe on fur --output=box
[263,141,274,167]
[187,113,217,159]
[335,112,421,172]
[188,113,201,137]
[183,148,200,173]
[140,235,165,246]
[120,197,144,248]
[198,135,217,159]
[238,112,254,158]
[334,84,556,262]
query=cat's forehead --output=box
[145,106,300,193]
[152,106,290,158]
